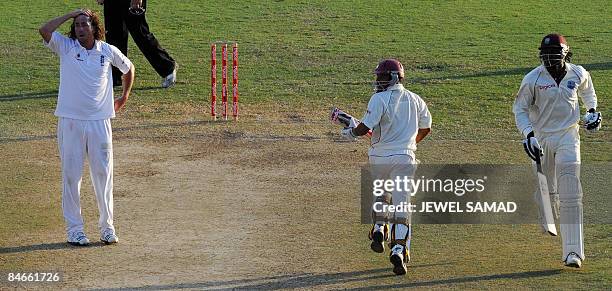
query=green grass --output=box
[1,0,610,141]
[0,0,610,289]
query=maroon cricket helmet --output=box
[373,59,405,79]
[538,33,571,68]
[539,33,568,50]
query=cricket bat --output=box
[535,159,558,236]
[330,107,372,137]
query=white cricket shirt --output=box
[361,84,432,157]
[44,32,132,120]
[513,64,597,137]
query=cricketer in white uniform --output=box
[341,59,432,275]
[513,33,601,268]
[39,9,135,246]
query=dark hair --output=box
[68,12,104,40]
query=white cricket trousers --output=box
[57,117,115,237]
[369,154,417,243]
[536,125,584,261]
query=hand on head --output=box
[71,8,93,18]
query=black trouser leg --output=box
[126,0,176,78]
[104,0,130,86]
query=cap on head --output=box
[373,59,405,79]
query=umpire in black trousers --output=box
[98,0,177,88]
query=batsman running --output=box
[340,59,432,275]
[513,33,601,268]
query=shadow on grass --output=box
[0,86,163,102]
[90,264,457,290]
[347,269,563,290]
[583,61,612,71]
[0,241,107,254]
[0,134,55,143]
[0,121,214,144]
[0,120,323,144]
[409,61,612,84]
[409,67,532,83]
[0,90,58,102]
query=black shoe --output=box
[368,224,389,253]
[389,244,408,275]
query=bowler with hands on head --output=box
[39,8,134,246]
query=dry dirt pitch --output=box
[1,108,606,289]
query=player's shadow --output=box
[91,263,498,290]
[345,269,563,290]
[88,266,563,290]
[0,241,106,254]
[88,267,394,290]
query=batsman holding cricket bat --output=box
[340,59,432,275]
[513,33,602,268]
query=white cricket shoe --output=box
[161,67,177,88]
[101,232,119,245]
[389,244,409,275]
[369,224,389,253]
[564,252,582,268]
[67,231,90,246]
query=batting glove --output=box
[583,108,602,133]
[341,127,357,142]
[522,131,543,161]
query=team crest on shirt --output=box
[567,80,576,90]
[75,53,84,61]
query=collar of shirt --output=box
[386,83,404,91]
[76,39,102,55]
